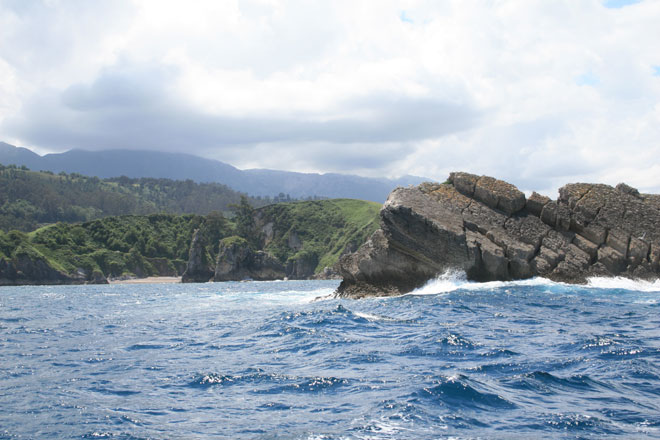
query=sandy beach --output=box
[109,276,181,284]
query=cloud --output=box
[6,64,479,167]
[1,0,660,194]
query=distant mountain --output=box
[0,142,431,202]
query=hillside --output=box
[0,199,381,285]
[0,164,277,231]
[257,198,381,274]
[0,142,429,201]
[0,214,212,284]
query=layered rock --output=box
[336,172,660,298]
[214,236,285,281]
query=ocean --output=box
[1,275,660,439]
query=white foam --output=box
[409,269,468,295]
[353,311,398,322]
[409,271,660,297]
[409,270,560,296]
[586,276,660,292]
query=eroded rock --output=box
[336,173,660,298]
[214,236,285,281]
[181,229,214,283]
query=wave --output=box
[410,270,660,296]
[417,374,515,410]
[188,371,349,394]
[409,269,559,296]
[586,276,660,292]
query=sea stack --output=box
[336,172,660,298]
[181,229,214,283]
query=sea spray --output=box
[586,276,660,292]
[409,270,564,296]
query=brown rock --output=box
[526,192,550,216]
[540,201,558,227]
[336,173,660,298]
[628,236,649,268]
[597,246,626,274]
[449,172,478,197]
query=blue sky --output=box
[0,0,659,195]
[603,0,641,8]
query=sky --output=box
[1,0,659,195]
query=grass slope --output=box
[257,199,381,273]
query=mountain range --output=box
[0,142,430,202]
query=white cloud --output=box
[1,0,660,195]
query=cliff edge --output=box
[336,172,660,298]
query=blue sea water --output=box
[1,275,660,439]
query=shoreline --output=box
[109,276,181,285]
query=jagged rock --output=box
[336,174,660,298]
[182,229,213,283]
[616,182,640,198]
[526,192,550,216]
[214,236,285,281]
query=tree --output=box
[230,196,260,248]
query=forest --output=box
[0,163,309,232]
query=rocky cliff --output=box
[214,236,286,281]
[182,199,380,283]
[181,229,214,283]
[336,172,660,298]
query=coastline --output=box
[109,276,181,284]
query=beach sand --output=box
[109,276,181,284]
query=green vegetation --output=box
[0,198,381,283]
[220,235,249,248]
[257,198,381,273]
[231,196,260,249]
[0,213,234,280]
[0,164,284,232]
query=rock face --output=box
[214,236,286,281]
[336,172,660,298]
[181,229,214,283]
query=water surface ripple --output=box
[1,277,660,439]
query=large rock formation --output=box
[181,229,214,283]
[214,236,286,281]
[336,172,660,298]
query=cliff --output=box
[181,229,214,282]
[214,236,286,281]
[182,199,380,283]
[336,172,660,298]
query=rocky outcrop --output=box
[336,172,660,298]
[181,229,214,283]
[214,236,285,281]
